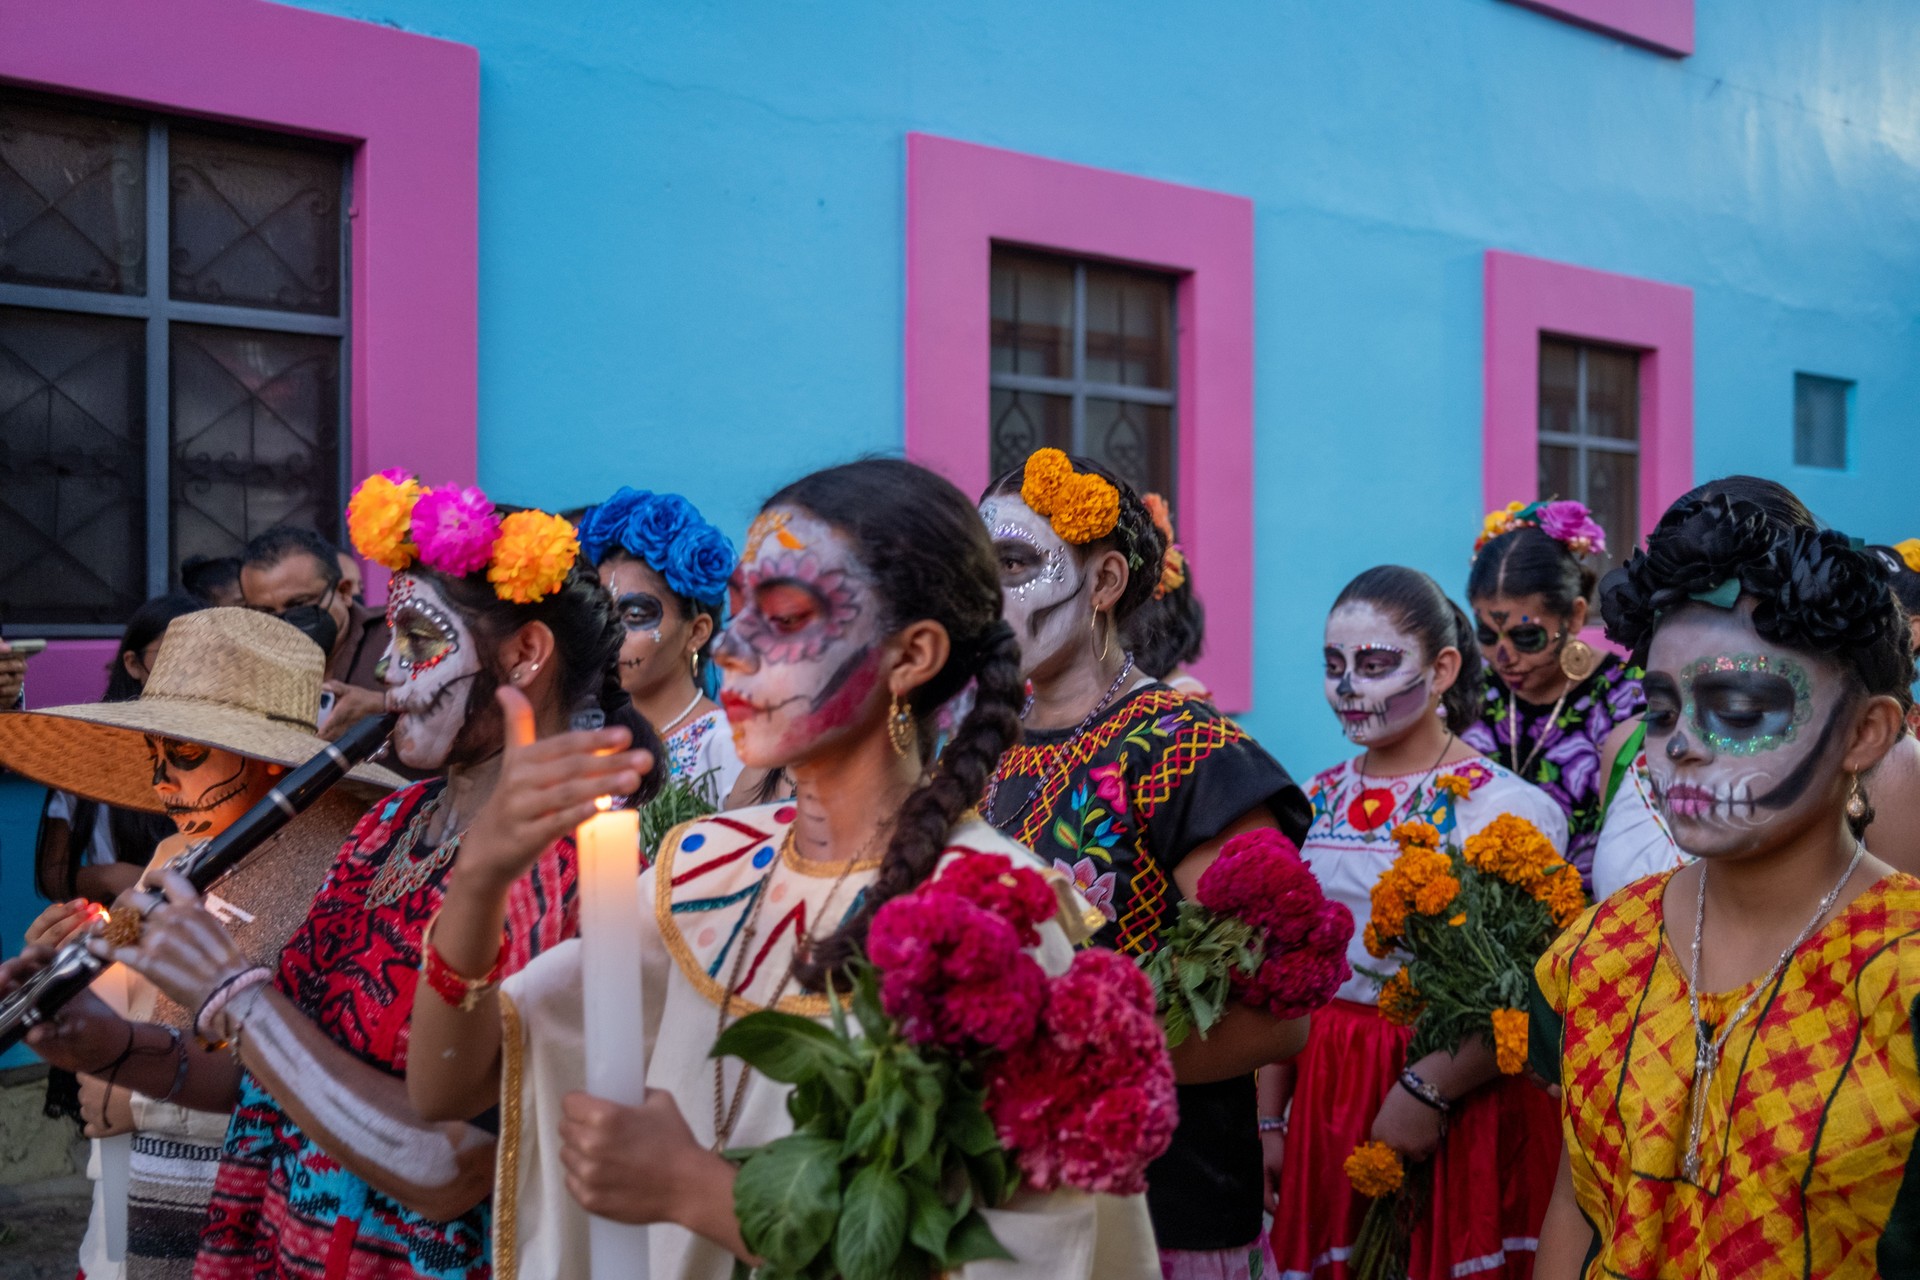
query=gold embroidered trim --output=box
[494,990,524,1280]
[778,828,885,878]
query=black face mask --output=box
[278,605,340,658]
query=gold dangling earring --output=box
[888,692,916,757]
[1847,774,1869,821]
[1559,634,1598,682]
[1091,611,1112,664]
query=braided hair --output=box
[983,455,1168,628]
[773,459,1023,991]
[1600,493,1912,836]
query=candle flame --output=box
[593,795,613,812]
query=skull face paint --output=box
[383,574,483,770]
[1474,594,1570,698]
[1323,603,1433,744]
[144,737,275,838]
[599,557,689,703]
[1643,603,1852,859]
[714,507,884,766]
[981,496,1087,680]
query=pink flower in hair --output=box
[376,467,414,485]
[411,485,501,576]
[1537,500,1607,558]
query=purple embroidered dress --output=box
[1460,652,1643,885]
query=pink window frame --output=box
[5,0,478,709]
[1483,248,1694,568]
[905,134,1256,711]
[1502,0,1693,56]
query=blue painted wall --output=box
[9,2,1914,996]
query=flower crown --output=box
[346,470,579,604]
[1143,493,1188,600]
[575,487,736,607]
[1021,448,1120,545]
[1474,498,1607,559]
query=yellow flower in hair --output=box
[489,510,580,604]
[1344,1141,1405,1198]
[347,473,421,571]
[1896,538,1920,574]
[1155,547,1188,600]
[1491,1007,1529,1075]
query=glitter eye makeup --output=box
[616,592,665,634]
[1680,652,1813,755]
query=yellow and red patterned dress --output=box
[1532,870,1920,1279]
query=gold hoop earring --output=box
[1559,635,1598,682]
[1091,611,1112,664]
[1847,774,1869,820]
[887,692,916,757]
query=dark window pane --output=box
[1084,263,1173,389]
[1539,443,1578,508]
[171,324,340,567]
[1586,448,1639,556]
[990,250,1072,379]
[1084,398,1173,508]
[169,129,344,315]
[0,97,146,295]
[1584,346,1639,441]
[990,387,1071,479]
[1794,373,1849,470]
[1539,338,1579,438]
[0,307,147,625]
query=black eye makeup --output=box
[1352,646,1406,679]
[617,592,666,633]
[1478,623,1553,655]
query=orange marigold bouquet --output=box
[1346,804,1586,1279]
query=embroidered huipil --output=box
[195,780,578,1280]
[1533,872,1920,1278]
[662,709,743,803]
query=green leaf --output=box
[843,1094,889,1161]
[905,1174,957,1258]
[733,1134,844,1269]
[897,1093,939,1169]
[944,1097,1000,1157]
[940,1208,1014,1268]
[850,965,892,1044]
[1052,818,1079,851]
[833,1162,910,1280]
[714,1011,858,1085]
[965,1146,1014,1206]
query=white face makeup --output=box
[144,737,275,838]
[1323,603,1434,745]
[714,507,885,767]
[382,574,483,770]
[981,496,1086,680]
[1643,603,1847,859]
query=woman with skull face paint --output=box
[406,458,1158,1279]
[1463,503,1646,888]
[1269,567,1568,1280]
[1532,494,1920,1279]
[980,451,1313,1280]
[41,476,663,1280]
[575,487,754,807]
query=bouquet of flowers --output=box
[1140,828,1353,1047]
[715,853,1176,1280]
[1345,806,1586,1279]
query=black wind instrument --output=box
[0,713,397,1054]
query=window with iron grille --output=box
[1538,336,1639,556]
[1793,372,1850,470]
[0,88,348,633]
[989,246,1177,509]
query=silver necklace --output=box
[984,652,1136,831]
[1681,840,1865,1181]
[658,688,706,739]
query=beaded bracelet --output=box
[1398,1067,1452,1115]
[1258,1115,1289,1136]
[419,911,508,1013]
[195,968,272,1049]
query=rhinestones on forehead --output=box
[1340,642,1408,655]
[390,582,463,680]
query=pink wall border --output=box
[1503,0,1693,56]
[905,134,1256,711]
[5,0,478,708]
[1484,248,1694,554]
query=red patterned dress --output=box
[195,780,578,1279]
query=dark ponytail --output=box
[1333,566,1484,729]
[1467,526,1596,618]
[768,459,1022,992]
[983,454,1167,627]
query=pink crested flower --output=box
[376,467,414,485]
[867,890,1045,1053]
[1537,500,1607,558]
[932,852,1058,947]
[410,485,501,576]
[1195,828,1318,937]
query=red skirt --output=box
[1270,998,1560,1280]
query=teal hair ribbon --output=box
[1690,578,1742,609]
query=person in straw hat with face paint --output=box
[0,607,403,1280]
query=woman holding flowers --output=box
[980,450,1315,1280]
[1463,501,1644,887]
[575,486,754,805]
[406,458,1168,1279]
[1535,493,1920,1278]
[1271,566,1568,1280]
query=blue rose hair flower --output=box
[579,487,735,608]
[624,493,697,562]
[665,521,737,606]
[578,487,649,565]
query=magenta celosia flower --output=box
[376,467,414,485]
[868,890,1045,1053]
[932,852,1058,946]
[410,485,500,576]
[1197,828,1353,1021]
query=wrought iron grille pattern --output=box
[0,90,348,631]
[989,247,1177,510]
[1538,336,1640,558]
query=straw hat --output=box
[0,608,405,814]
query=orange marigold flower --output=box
[1491,1007,1529,1075]
[1368,879,1408,945]
[1435,774,1472,800]
[347,473,421,571]
[1377,970,1424,1027]
[1391,819,1441,852]
[1463,813,1559,889]
[1344,1141,1405,1198]
[1413,871,1460,916]
[488,510,579,604]
[1541,866,1588,927]
[1363,920,1394,959]
[1020,448,1073,513]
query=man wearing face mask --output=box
[0,608,403,1280]
[238,527,389,740]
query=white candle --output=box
[577,806,651,1279]
[96,963,132,1264]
